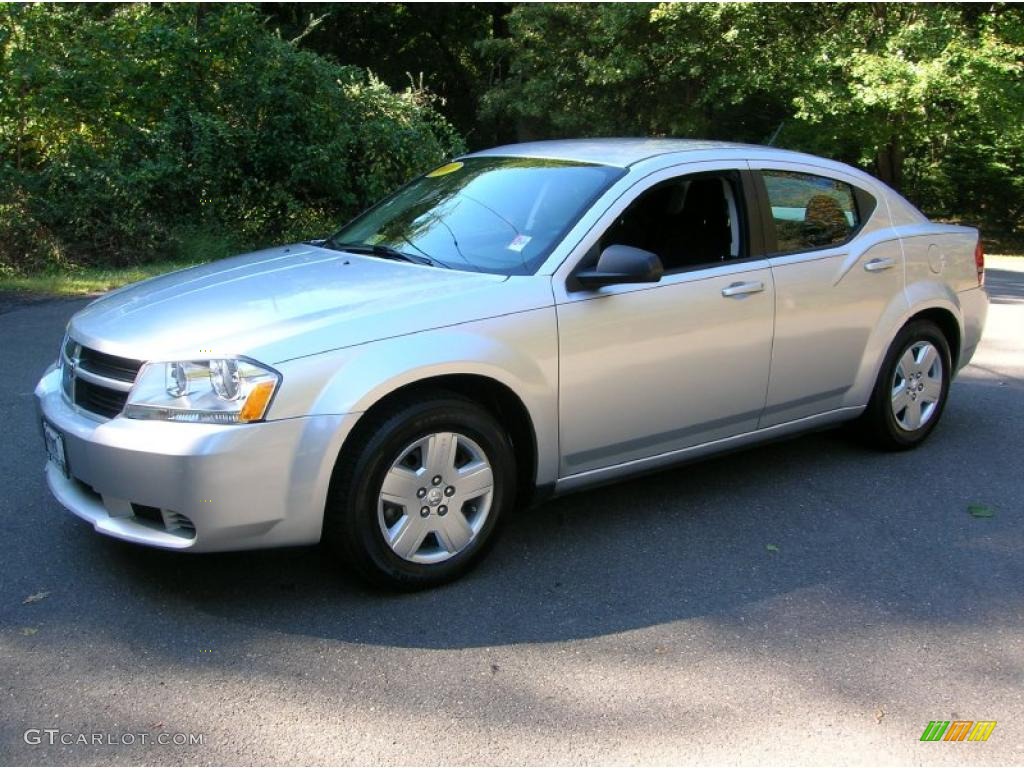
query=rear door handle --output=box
[721,281,765,298]
[864,257,896,272]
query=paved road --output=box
[1,261,1022,766]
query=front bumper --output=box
[35,366,356,552]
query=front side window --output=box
[594,172,746,272]
[329,157,624,275]
[762,170,860,253]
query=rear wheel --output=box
[857,320,952,450]
[324,394,516,589]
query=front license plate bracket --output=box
[42,420,69,478]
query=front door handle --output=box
[721,280,765,298]
[864,257,896,272]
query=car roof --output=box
[465,138,817,169]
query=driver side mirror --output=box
[575,245,664,290]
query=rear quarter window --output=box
[762,170,863,254]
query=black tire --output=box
[324,392,516,590]
[856,319,952,451]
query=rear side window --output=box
[762,170,860,253]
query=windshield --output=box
[328,157,624,275]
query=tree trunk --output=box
[491,3,511,40]
[876,138,904,191]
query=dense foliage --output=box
[481,3,1024,233]
[1,2,1021,274]
[0,4,463,272]
[261,2,511,147]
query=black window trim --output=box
[754,168,877,258]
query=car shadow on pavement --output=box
[92,394,1023,652]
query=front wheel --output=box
[856,320,952,450]
[324,394,516,589]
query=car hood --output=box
[68,245,544,363]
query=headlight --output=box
[124,358,281,424]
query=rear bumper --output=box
[958,286,989,371]
[35,366,356,552]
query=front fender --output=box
[271,306,560,487]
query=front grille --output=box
[62,340,143,420]
[77,347,143,382]
[74,377,129,418]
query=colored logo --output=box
[920,720,996,742]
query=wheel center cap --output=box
[426,487,444,506]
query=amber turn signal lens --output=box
[239,380,275,423]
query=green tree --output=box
[481,3,1024,232]
[262,2,514,148]
[781,3,1024,227]
[479,4,796,141]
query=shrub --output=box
[0,3,465,272]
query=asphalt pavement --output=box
[1,259,1022,766]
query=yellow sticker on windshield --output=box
[426,161,464,178]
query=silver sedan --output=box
[35,139,989,588]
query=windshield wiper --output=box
[324,240,449,269]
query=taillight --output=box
[975,239,985,286]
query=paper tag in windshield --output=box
[507,235,532,252]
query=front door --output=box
[555,166,775,478]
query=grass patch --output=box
[0,260,209,297]
[0,225,241,297]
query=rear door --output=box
[751,162,905,426]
